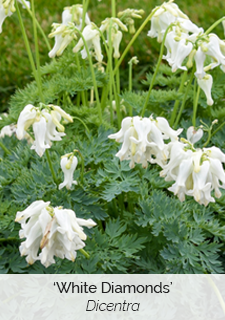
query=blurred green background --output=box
[0,0,225,111]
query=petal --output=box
[194,47,206,79]
[187,126,203,144]
[108,117,132,142]
[204,146,225,163]
[15,200,50,223]
[197,74,214,106]
[156,116,183,141]
[59,156,78,190]
[31,117,50,157]
[16,104,37,140]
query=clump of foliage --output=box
[0,0,225,274]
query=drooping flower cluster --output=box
[109,116,182,168]
[59,152,78,190]
[15,200,96,268]
[100,17,128,59]
[117,9,145,34]
[161,140,225,206]
[48,4,91,58]
[73,22,103,62]
[73,16,128,62]
[148,0,225,106]
[0,0,30,33]
[16,104,73,157]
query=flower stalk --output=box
[174,68,195,128]
[192,86,200,127]
[113,8,158,75]
[31,0,44,102]
[45,149,58,185]
[170,71,187,127]
[79,248,90,259]
[20,0,52,51]
[141,24,171,117]
[75,28,102,123]
[15,1,38,85]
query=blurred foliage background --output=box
[0,0,225,111]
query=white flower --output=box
[155,116,182,141]
[0,0,30,33]
[73,23,103,62]
[194,46,206,79]
[15,200,50,223]
[0,116,16,138]
[62,5,91,28]
[187,126,203,144]
[111,25,122,58]
[109,116,182,169]
[186,161,214,205]
[197,74,214,106]
[117,9,144,34]
[100,18,128,59]
[48,23,76,58]
[48,4,91,58]
[168,38,193,72]
[30,116,50,157]
[16,104,73,157]
[59,154,78,190]
[15,201,96,268]
[148,0,189,42]
[16,104,37,140]
[41,110,65,145]
[161,139,225,206]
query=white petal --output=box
[194,47,206,79]
[16,104,37,140]
[187,126,203,144]
[31,117,50,157]
[197,74,214,106]
[59,156,78,190]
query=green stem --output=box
[174,68,195,128]
[141,25,170,117]
[0,141,11,155]
[20,0,52,51]
[205,16,225,35]
[75,54,86,106]
[203,131,212,148]
[108,21,114,124]
[170,71,187,126]
[75,29,102,123]
[79,248,90,259]
[115,58,120,94]
[15,1,38,83]
[129,62,133,92]
[45,149,58,185]
[129,62,133,116]
[113,8,158,75]
[96,29,110,112]
[31,0,44,102]
[192,86,200,127]
[82,0,89,31]
[111,0,116,17]
[73,116,90,133]
[211,121,225,137]
[108,21,121,127]
[76,92,81,107]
